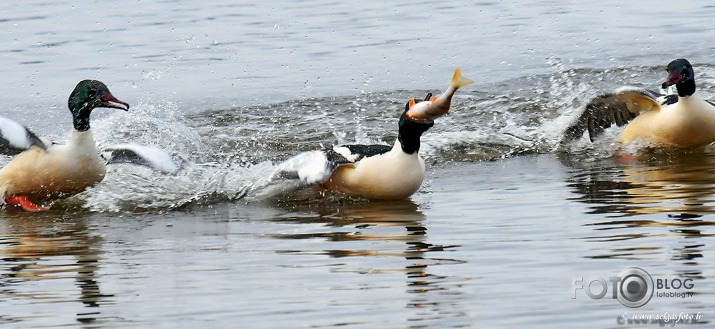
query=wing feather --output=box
[330,144,392,164]
[246,143,392,199]
[563,87,662,142]
[102,144,178,173]
[0,116,47,155]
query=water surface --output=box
[1,1,714,328]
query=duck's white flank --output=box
[0,130,105,200]
[617,92,715,148]
[324,140,425,200]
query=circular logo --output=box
[617,267,654,308]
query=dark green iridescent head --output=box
[662,59,696,97]
[67,80,129,131]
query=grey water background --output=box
[1,0,714,328]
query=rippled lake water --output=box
[1,1,714,328]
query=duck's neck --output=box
[676,80,696,98]
[397,112,433,154]
[674,92,713,114]
[69,129,97,153]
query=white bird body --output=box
[324,140,425,200]
[616,92,715,148]
[0,130,105,200]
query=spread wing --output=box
[0,116,47,155]
[562,87,667,142]
[101,144,179,174]
[246,144,392,199]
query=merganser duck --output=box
[0,80,177,212]
[563,59,715,148]
[249,68,473,200]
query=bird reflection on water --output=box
[561,149,713,268]
[267,198,469,323]
[564,149,715,216]
[0,210,109,324]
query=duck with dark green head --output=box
[68,80,130,131]
[0,80,136,211]
[563,59,715,148]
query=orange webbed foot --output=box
[616,154,645,163]
[4,196,49,212]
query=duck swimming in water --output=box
[0,80,177,211]
[563,59,715,149]
[249,68,473,200]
